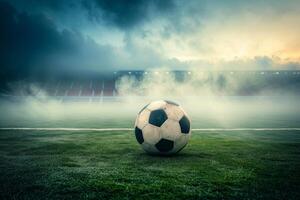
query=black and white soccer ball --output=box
[134,100,191,155]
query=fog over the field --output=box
[1,75,300,129]
[1,95,300,129]
[116,70,298,97]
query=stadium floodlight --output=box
[134,100,191,155]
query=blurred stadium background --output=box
[1,70,300,101]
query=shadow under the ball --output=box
[137,151,212,159]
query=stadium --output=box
[2,70,300,100]
[1,1,300,200]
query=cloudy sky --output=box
[1,0,300,78]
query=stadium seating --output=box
[1,71,300,100]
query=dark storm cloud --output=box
[0,1,65,78]
[0,1,122,80]
[9,0,76,12]
[0,0,299,83]
[0,0,177,81]
[9,0,175,30]
[83,0,174,29]
[0,1,68,78]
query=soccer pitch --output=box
[0,98,300,199]
[0,129,299,200]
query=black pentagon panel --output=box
[179,115,190,134]
[138,103,149,114]
[135,127,144,144]
[164,100,179,106]
[155,139,174,152]
[149,109,168,127]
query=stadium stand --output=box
[1,71,300,100]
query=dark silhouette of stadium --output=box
[1,70,300,101]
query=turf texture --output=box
[0,130,299,200]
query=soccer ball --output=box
[134,100,191,155]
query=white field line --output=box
[192,128,300,131]
[0,127,300,131]
[0,128,132,131]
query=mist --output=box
[1,71,300,129]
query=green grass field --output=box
[1,129,299,200]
